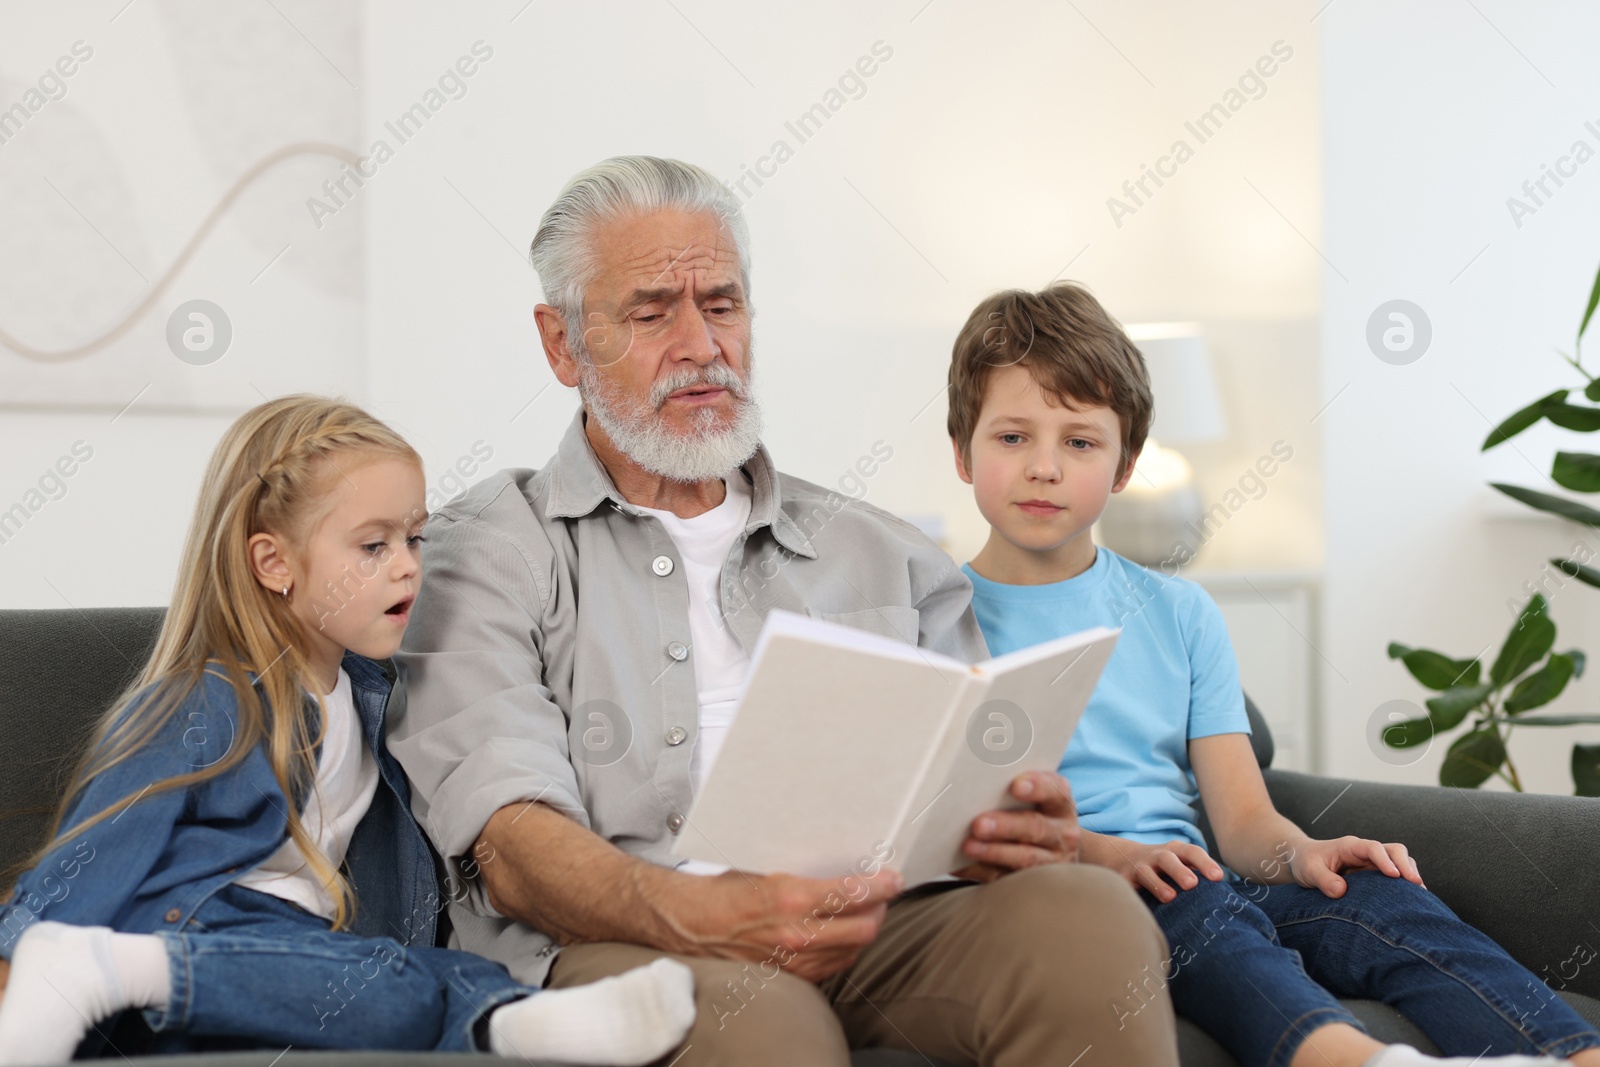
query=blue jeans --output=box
[1144,870,1600,1067]
[130,883,535,1053]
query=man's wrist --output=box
[627,860,713,956]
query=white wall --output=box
[1320,0,1600,793]
[361,0,1323,569]
[0,0,363,608]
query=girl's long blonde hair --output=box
[23,395,422,931]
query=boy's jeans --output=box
[135,883,535,1053]
[1145,869,1600,1067]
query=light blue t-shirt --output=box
[962,547,1249,848]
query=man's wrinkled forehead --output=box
[591,213,744,305]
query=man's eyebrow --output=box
[623,281,744,307]
[623,285,680,307]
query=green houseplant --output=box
[1385,595,1600,795]
[1383,259,1600,795]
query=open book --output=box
[670,609,1120,886]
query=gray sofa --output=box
[2,607,1597,1066]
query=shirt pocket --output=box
[818,605,922,646]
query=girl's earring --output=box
[281,585,289,597]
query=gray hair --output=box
[528,155,752,326]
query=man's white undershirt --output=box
[637,475,753,876]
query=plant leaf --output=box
[1492,595,1555,687]
[1504,653,1576,713]
[1489,713,1600,726]
[1482,390,1567,450]
[1573,743,1600,797]
[1552,557,1600,591]
[1439,727,1508,789]
[1579,258,1600,347]
[1491,483,1600,526]
[1553,452,1600,493]
[1586,377,1600,402]
[1543,403,1600,432]
[1379,716,1433,749]
[1425,684,1493,729]
[1386,643,1481,690]
[1568,649,1587,678]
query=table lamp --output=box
[1096,322,1227,567]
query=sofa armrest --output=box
[1264,769,1600,1000]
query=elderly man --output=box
[390,156,1178,1066]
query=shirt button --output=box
[666,812,685,834]
[652,555,674,577]
[666,641,688,661]
[164,907,182,923]
[665,726,687,746]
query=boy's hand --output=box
[954,772,1080,882]
[1289,836,1425,898]
[1081,831,1225,902]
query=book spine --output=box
[891,670,989,873]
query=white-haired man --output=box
[391,156,1178,1066]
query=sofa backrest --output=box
[0,607,164,885]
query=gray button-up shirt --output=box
[388,408,988,984]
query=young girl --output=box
[0,396,695,1064]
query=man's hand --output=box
[1080,831,1224,903]
[1289,836,1424,898]
[952,771,1081,883]
[475,801,905,984]
[672,868,905,983]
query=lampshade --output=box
[1124,322,1227,444]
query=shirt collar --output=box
[546,406,817,559]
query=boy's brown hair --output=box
[947,281,1153,482]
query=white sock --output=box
[1363,1043,1570,1066]
[0,922,171,1066]
[486,957,696,1065]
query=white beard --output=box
[576,351,763,484]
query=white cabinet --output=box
[1188,571,1320,773]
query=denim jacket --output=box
[0,651,440,960]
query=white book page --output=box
[895,627,1120,885]
[741,608,963,671]
[671,612,970,878]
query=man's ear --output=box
[1111,447,1143,493]
[248,532,296,596]
[534,304,582,388]
[951,438,975,485]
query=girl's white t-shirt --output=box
[232,666,380,918]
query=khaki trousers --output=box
[545,863,1179,1066]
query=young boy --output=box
[945,282,1600,1067]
